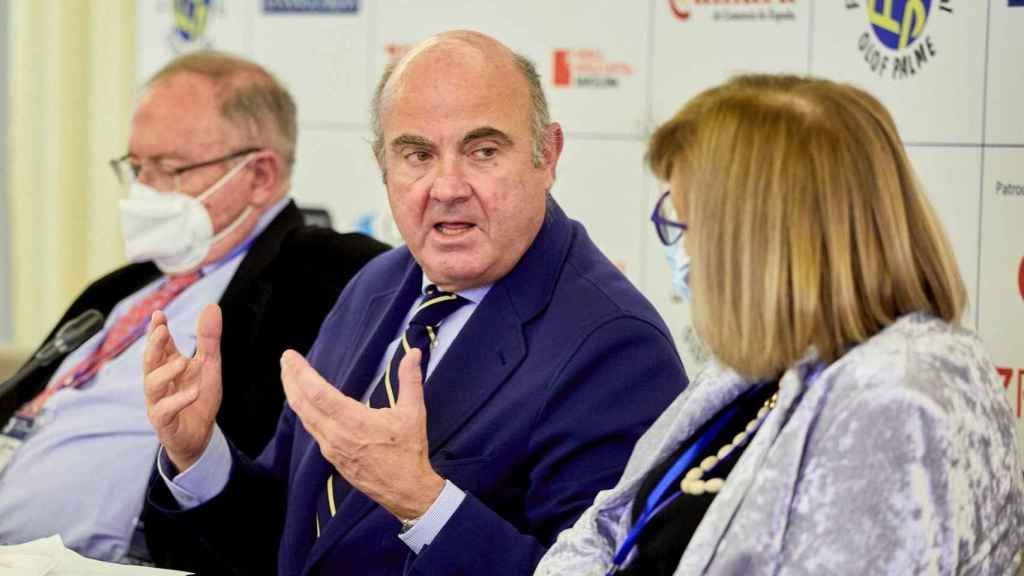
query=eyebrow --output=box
[462,127,513,147]
[123,150,188,165]
[387,127,515,153]
[389,134,434,151]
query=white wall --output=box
[135,0,1024,457]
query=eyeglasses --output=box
[109,147,261,190]
[650,190,687,246]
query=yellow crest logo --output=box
[173,0,211,42]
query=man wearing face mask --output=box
[0,51,388,566]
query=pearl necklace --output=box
[678,390,778,496]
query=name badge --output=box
[0,415,39,475]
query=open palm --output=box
[143,303,224,473]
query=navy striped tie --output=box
[314,285,469,538]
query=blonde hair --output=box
[149,50,297,175]
[648,74,966,380]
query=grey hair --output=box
[370,50,552,168]
[148,50,298,175]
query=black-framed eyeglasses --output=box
[650,190,687,246]
[109,147,262,188]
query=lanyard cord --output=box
[606,393,746,573]
[606,363,826,575]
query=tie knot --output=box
[409,289,468,329]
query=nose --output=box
[429,158,471,203]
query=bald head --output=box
[371,30,551,168]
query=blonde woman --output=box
[536,75,1024,575]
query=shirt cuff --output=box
[157,426,231,510]
[397,480,466,554]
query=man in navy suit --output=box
[142,30,686,575]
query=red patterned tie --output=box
[20,272,202,416]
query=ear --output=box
[246,149,283,206]
[542,122,564,189]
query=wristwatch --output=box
[399,515,420,534]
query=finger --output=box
[149,385,200,430]
[144,356,189,404]
[147,310,166,336]
[281,350,355,416]
[143,323,177,374]
[396,348,425,412]
[279,352,329,441]
[158,323,183,365]
[195,304,223,363]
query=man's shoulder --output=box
[554,220,667,328]
[79,262,161,303]
[278,226,392,263]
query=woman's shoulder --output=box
[810,312,1015,455]
[825,312,992,401]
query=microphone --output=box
[33,309,105,365]
[0,309,105,425]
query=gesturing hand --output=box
[280,348,444,521]
[143,303,224,473]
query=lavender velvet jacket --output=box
[536,313,1024,575]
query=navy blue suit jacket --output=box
[148,201,687,575]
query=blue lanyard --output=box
[606,363,826,575]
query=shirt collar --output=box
[420,275,492,305]
[199,195,291,276]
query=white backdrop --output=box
[136,0,1024,459]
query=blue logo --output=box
[353,212,376,237]
[867,0,931,50]
[173,0,212,42]
[263,0,359,14]
[1010,0,1024,6]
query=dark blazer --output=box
[148,201,687,576]
[4,201,388,569]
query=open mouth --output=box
[433,222,475,236]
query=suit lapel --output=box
[423,284,526,452]
[301,257,422,573]
[217,202,304,356]
[335,258,423,401]
[302,201,576,573]
[423,200,575,453]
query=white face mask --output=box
[119,156,254,274]
[664,240,692,302]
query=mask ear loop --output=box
[200,154,259,246]
[194,153,256,203]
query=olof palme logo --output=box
[851,0,952,80]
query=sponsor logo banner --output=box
[552,49,634,89]
[263,0,359,14]
[850,0,954,80]
[995,180,1024,197]
[668,0,798,23]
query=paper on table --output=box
[0,535,192,576]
